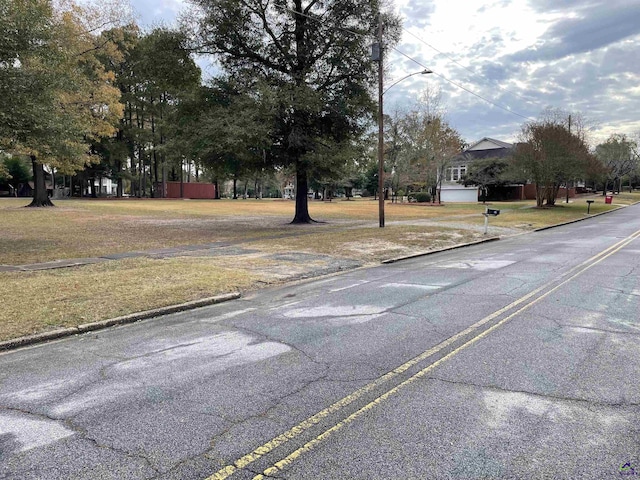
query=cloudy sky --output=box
[129,0,640,146]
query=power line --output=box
[402,27,536,104]
[284,6,533,121]
[391,46,534,121]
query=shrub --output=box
[410,192,431,202]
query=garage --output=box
[440,186,478,202]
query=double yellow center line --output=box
[208,229,640,480]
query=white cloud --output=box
[383,0,640,145]
[129,0,640,146]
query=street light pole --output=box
[374,13,431,228]
[377,61,432,227]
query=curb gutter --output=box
[382,236,501,264]
[2,201,637,352]
[0,292,240,352]
[533,204,626,232]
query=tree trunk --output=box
[233,177,238,199]
[179,160,184,198]
[546,183,558,206]
[291,163,314,223]
[27,156,54,207]
[142,157,147,197]
[161,161,166,198]
[345,186,353,199]
[535,184,544,207]
[151,111,158,198]
[152,150,159,198]
[214,179,220,199]
[116,160,123,197]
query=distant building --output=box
[441,137,576,202]
[441,137,513,202]
[283,181,295,199]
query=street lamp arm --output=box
[382,69,432,96]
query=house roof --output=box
[450,138,514,165]
[463,148,514,160]
[466,137,513,151]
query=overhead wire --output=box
[282,6,534,121]
[391,46,534,121]
[401,27,536,104]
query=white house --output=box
[440,137,513,202]
[283,181,295,199]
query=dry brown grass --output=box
[252,225,482,263]
[2,193,638,342]
[0,197,490,265]
[0,257,265,341]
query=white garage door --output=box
[440,187,478,202]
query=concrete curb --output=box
[381,236,501,264]
[381,200,640,264]
[0,292,240,352]
[532,204,627,232]
[3,200,637,352]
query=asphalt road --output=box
[1,205,639,479]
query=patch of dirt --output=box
[342,239,413,257]
[401,231,464,241]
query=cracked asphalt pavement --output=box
[1,205,639,479]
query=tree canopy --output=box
[513,117,592,207]
[189,0,400,222]
[0,0,124,206]
[461,157,512,202]
[595,134,639,194]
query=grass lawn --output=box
[1,192,638,342]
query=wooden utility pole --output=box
[566,114,572,204]
[377,14,385,228]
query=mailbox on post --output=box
[586,199,594,214]
[483,207,500,234]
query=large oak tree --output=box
[189,0,400,222]
[0,0,123,206]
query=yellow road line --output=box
[255,229,640,478]
[208,229,640,480]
